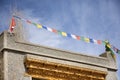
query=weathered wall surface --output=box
[3,50,117,80]
[0,52,3,80]
[0,33,4,51]
[0,31,118,80]
[106,70,118,80]
[3,50,108,80]
[4,32,111,69]
[3,51,30,80]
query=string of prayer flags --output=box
[12,15,108,45]
[111,45,120,54]
[13,15,120,55]
[105,42,116,60]
[9,17,16,33]
[105,41,120,55]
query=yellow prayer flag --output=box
[84,38,90,43]
[62,32,67,36]
[107,44,111,48]
[37,24,42,28]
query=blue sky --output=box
[0,0,120,79]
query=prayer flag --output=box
[105,42,116,60]
[102,41,106,45]
[9,17,16,33]
[67,33,72,38]
[32,23,37,26]
[93,39,97,44]
[112,46,118,53]
[71,34,77,39]
[84,38,90,43]
[90,39,94,43]
[81,37,85,41]
[116,49,119,53]
[27,20,32,24]
[76,36,80,40]
[42,26,47,30]
[52,29,57,33]
[57,30,62,35]
[97,40,102,44]
[47,27,52,32]
[37,24,42,28]
[118,50,120,54]
[61,32,67,36]
[106,44,111,48]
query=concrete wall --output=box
[3,50,30,80]
[0,31,118,80]
[0,52,3,80]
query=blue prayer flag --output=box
[42,26,47,30]
[90,39,94,43]
[67,33,72,38]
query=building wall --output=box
[2,50,117,80]
[2,50,106,80]
[0,52,3,80]
[0,31,118,80]
[3,51,30,80]
[106,70,118,80]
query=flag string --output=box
[13,15,120,54]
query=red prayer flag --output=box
[97,40,102,44]
[27,20,32,24]
[9,17,16,33]
[76,36,80,40]
[52,29,57,33]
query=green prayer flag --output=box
[32,23,37,26]
[105,43,111,51]
[57,30,62,35]
[102,41,106,45]
[105,42,116,60]
[118,50,120,54]
[81,36,85,41]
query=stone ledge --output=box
[0,31,117,70]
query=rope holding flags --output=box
[12,15,120,56]
[13,15,105,45]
